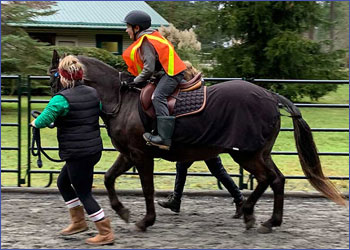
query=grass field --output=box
[1,84,349,192]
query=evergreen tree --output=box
[1,1,57,75]
[208,1,347,100]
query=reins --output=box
[101,72,142,117]
[31,111,64,168]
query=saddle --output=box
[140,73,207,119]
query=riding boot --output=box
[85,217,115,245]
[60,206,88,235]
[157,194,181,213]
[143,116,176,150]
[233,198,245,219]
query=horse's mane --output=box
[77,56,120,83]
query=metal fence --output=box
[1,75,349,189]
[1,75,25,186]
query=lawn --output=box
[1,84,349,192]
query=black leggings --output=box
[57,152,101,215]
[174,156,243,203]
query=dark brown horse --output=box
[49,51,346,234]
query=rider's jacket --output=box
[122,30,186,77]
[55,82,103,160]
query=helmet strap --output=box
[132,25,141,41]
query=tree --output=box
[207,1,347,100]
[316,1,349,52]
[1,1,57,75]
[1,1,126,95]
[158,24,201,66]
[147,1,223,52]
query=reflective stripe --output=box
[168,45,174,75]
[145,35,175,75]
[136,64,142,74]
[130,37,145,74]
[128,34,176,76]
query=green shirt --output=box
[34,95,69,128]
[34,95,102,128]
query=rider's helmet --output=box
[124,10,151,31]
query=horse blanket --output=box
[171,80,280,152]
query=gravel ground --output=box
[1,190,349,249]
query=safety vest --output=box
[122,31,186,76]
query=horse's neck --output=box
[89,80,139,117]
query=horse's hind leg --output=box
[105,153,134,223]
[231,153,271,230]
[257,156,285,234]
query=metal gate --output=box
[1,75,25,186]
[1,75,349,189]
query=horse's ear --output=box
[52,50,60,68]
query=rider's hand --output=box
[121,80,129,88]
[31,119,37,128]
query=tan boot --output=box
[60,206,88,235]
[85,217,115,245]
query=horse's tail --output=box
[276,94,347,206]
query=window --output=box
[57,41,76,46]
[56,36,77,47]
[96,34,123,55]
[28,32,56,45]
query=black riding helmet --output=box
[124,10,151,38]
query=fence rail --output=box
[1,75,349,189]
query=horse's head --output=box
[49,50,128,116]
[48,50,64,95]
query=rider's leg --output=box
[143,72,184,150]
[158,161,193,212]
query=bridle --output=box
[49,68,62,95]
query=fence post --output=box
[239,166,247,190]
[17,75,24,186]
[27,75,32,187]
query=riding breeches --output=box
[174,156,243,203]
[152,72,184,116]
[57,152,104,221]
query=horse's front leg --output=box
[104,153,134,223]
[134,157,156,231]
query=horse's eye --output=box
[54,72,59,77]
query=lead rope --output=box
[31,111,65,168]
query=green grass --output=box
[1,85,349,192]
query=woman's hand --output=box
[31,119,37,128]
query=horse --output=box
[49,50,346,234]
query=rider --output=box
[158,156,245,218]
[122,10,187,150]
[31,55,115,246]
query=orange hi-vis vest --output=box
[122,31,186,77]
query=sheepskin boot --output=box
[85,217,115,245]
[60,206,88,235]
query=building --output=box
[14,1,168,55]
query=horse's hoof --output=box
[257,224,273,234]
[117,207,130,223]
[245,218,256,230]
[134,222,146,232]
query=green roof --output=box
[16,1,168,29]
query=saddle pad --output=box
[174,86,207,118]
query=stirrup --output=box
[143,134,171,150]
